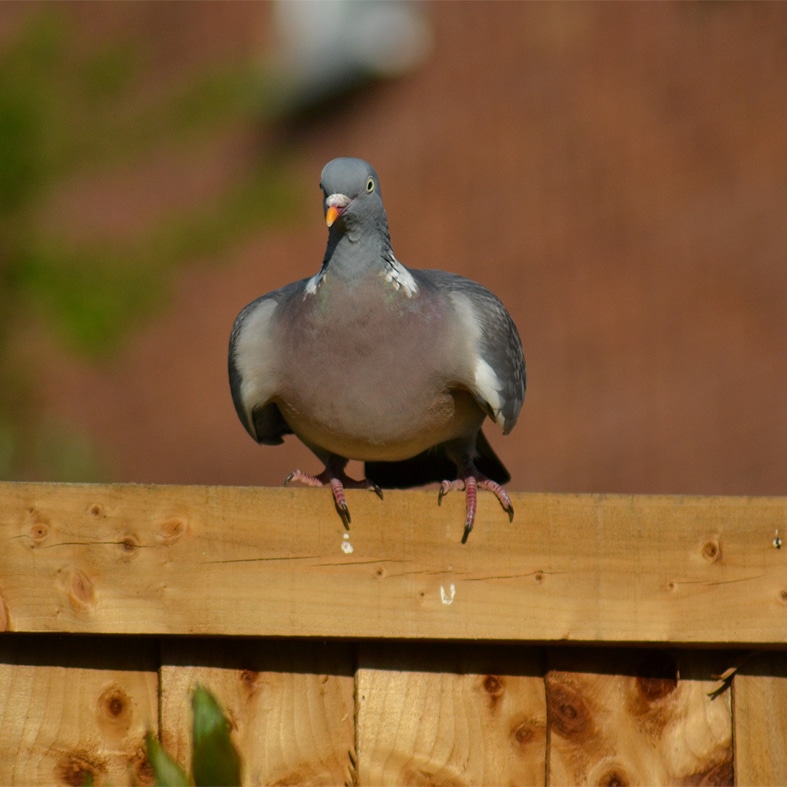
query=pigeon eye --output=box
[366,177,375,193]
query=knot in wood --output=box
[599,768,630,787]
[97,685,132,729]
[69,570,96,607]
[546,681,592,740]
[483,674,504,696]
[691,756,734,785]
[120,534,140,554]
[635,652,678,701]
[512,719,535,745]
[25,507,51,547]
[131,746,155,785]
[56,751,107,786]
[156,517,187,544]
[29,523,49,544]
[701,539,721,562]
[240,669,260,693]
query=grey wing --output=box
[228,281,302,445]
[418,270,526,434]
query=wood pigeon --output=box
[229,157,526,542]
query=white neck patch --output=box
[303,270,324,297]
[382,257,419,298]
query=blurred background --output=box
[0,2,784,496]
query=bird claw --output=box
[436,474,514,543]
[504,500,515,523]
[437,479,462,506]
[284,469,323,488]
[336,499,352,527]
[283,467,382,528]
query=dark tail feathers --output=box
[365,430,510,488]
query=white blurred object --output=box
[269,0,432,114]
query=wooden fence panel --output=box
[734,651,787,786]
[1,484,784,644]
[159,639,356,787]
[0,485,785,785]
[0,636,158,787]
[0,636,784,786]
[545,649,733,786]
[355,643,547,786]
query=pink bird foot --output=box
[284,467,383,527]
[438,472,515,544]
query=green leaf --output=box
[191,685,242,787]
[145,731,190,787]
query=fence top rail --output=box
[0,483,784,644]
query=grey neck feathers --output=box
[320,215,394,280]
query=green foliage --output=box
[146,733,190,787]
[0,8,300,480]
[191,686,243,787]
[146,685,242,787]
[1,8,295,357]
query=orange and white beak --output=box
[325,193,351,227]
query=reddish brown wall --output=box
[12,3,785,496]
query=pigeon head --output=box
[320,158,389,236]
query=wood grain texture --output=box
[0,634,783,786]
[734,651,787,786]
[0,636,158,787]
[545,649,733,786]
[356,643,547,786]
[0,483,784,643]
[158,639,355,787]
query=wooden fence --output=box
[0,483,784,785]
